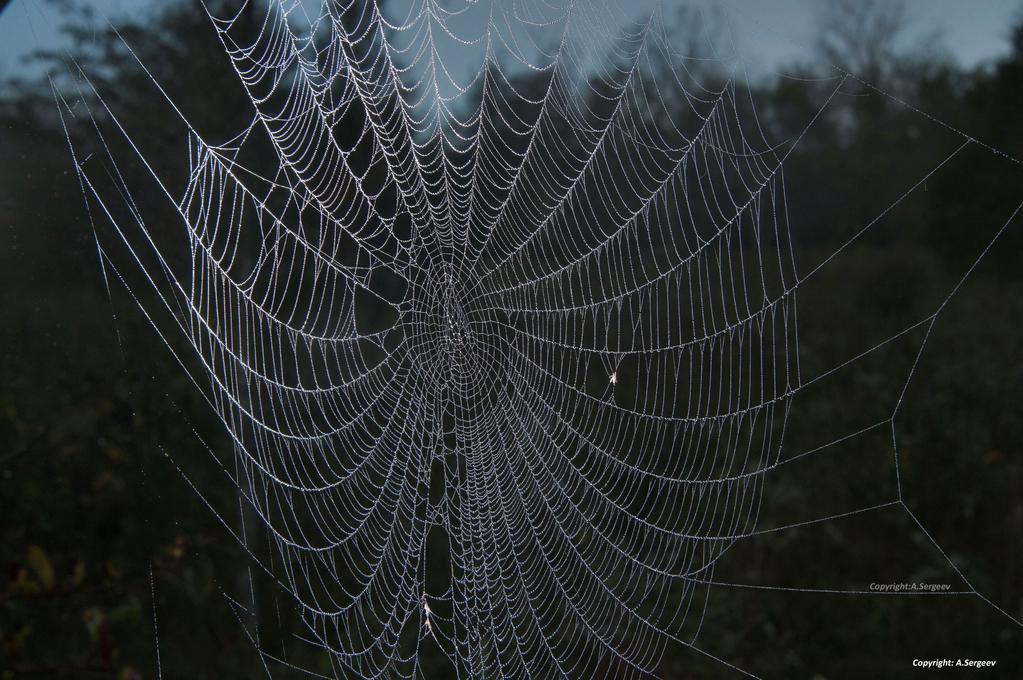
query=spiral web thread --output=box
[55,0,1022,677]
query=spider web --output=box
[54,0,1022,677]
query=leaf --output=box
[108,597,143,623]
[26,545,54,590]
[10,567,36,595]
[70,560,86,586]
[82,607,105,640]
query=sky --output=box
[0,0,1021,81]
[724,0,1022,69]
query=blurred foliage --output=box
[1,0,1022,678]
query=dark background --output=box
[1,1,1022,677]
